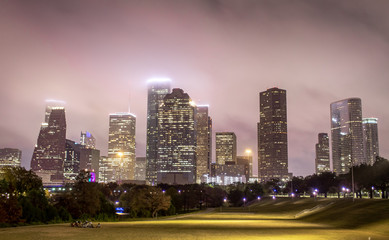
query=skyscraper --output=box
[98,156,109,183]
[215,132,236,165]
[80,148,100,181]
[257,87,288,182]
[0,148,21,175]
[146,78,171,185]
[331,98,365,175]
[135,157,146,181]
[315,133,330,174]
[195,105,212,183]
[31,103,66,184]
[108,112,136,183]
[80,131,96,149]
[363,118,379,165]
[64,139,80,182]
[157,88,196,185]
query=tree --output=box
[120,186,171,218]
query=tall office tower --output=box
[98,156,109,183]
[80,148,100,181]
[215,132,236,165]
[108,113,136,183]
[135,157,146,181]
[146,78,171,185]
[0,148,21,175]
[363,118,379,165]
[157,88,196,185]
[315,133,330,174]
[31,105,66,184]
[331,98,365,174]
[80,131,96,149]
[64,140,81,181]
[257,87,288,182]
[195,105,212,183]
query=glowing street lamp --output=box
[243,197,246,207]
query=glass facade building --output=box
[331,98,365,174]
[64,139,80,181]
[195,105,212,183]
[146,78,171,185]
[363,118,379,165]
[315,133,330,174]
[80,131,96,149]
[31,105,66,184]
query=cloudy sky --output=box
[1,0,388,176]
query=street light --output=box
[243,197,246,207]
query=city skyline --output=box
[1,1,389,177]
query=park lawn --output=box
[0,212,388,240]
[1,199,388,240]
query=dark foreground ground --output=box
[1,198,388,240]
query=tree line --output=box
[1,156,388,225]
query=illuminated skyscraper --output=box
[157,88,196,185]
[0,148,21,175]
[146,78,171,185]
[31,103,66,184]
[215,132,236,165]
[80,148,100,181]
[64,139,80,181]
[331,98,365,175]
[98,156,109,183]
[80,131,96,149]
[363,118,379,165]
[108,113,136,183]
[195,105,212,183]
[135,157,146,181]
[315,133,330,174]
[257,87,288,182]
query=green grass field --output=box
[1,198,388,240]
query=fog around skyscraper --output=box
[1,1,389,177]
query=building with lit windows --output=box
[315,133,330,174]
[157,88,196,185]
[0,148,21,175]
[146,78,171,185]
[64,139,80,181]
[135,157,146,181]
[257,87,289,182]
[209,163,246,185]
[80,131,96,149]
[195,105,212,183]
[31,102,66,184]
[80,148,100,181]
[99,156,109,183]
[108,112,136,183]
[216,132,236,165]
[363,118,379,165]
[331,98,365,175]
